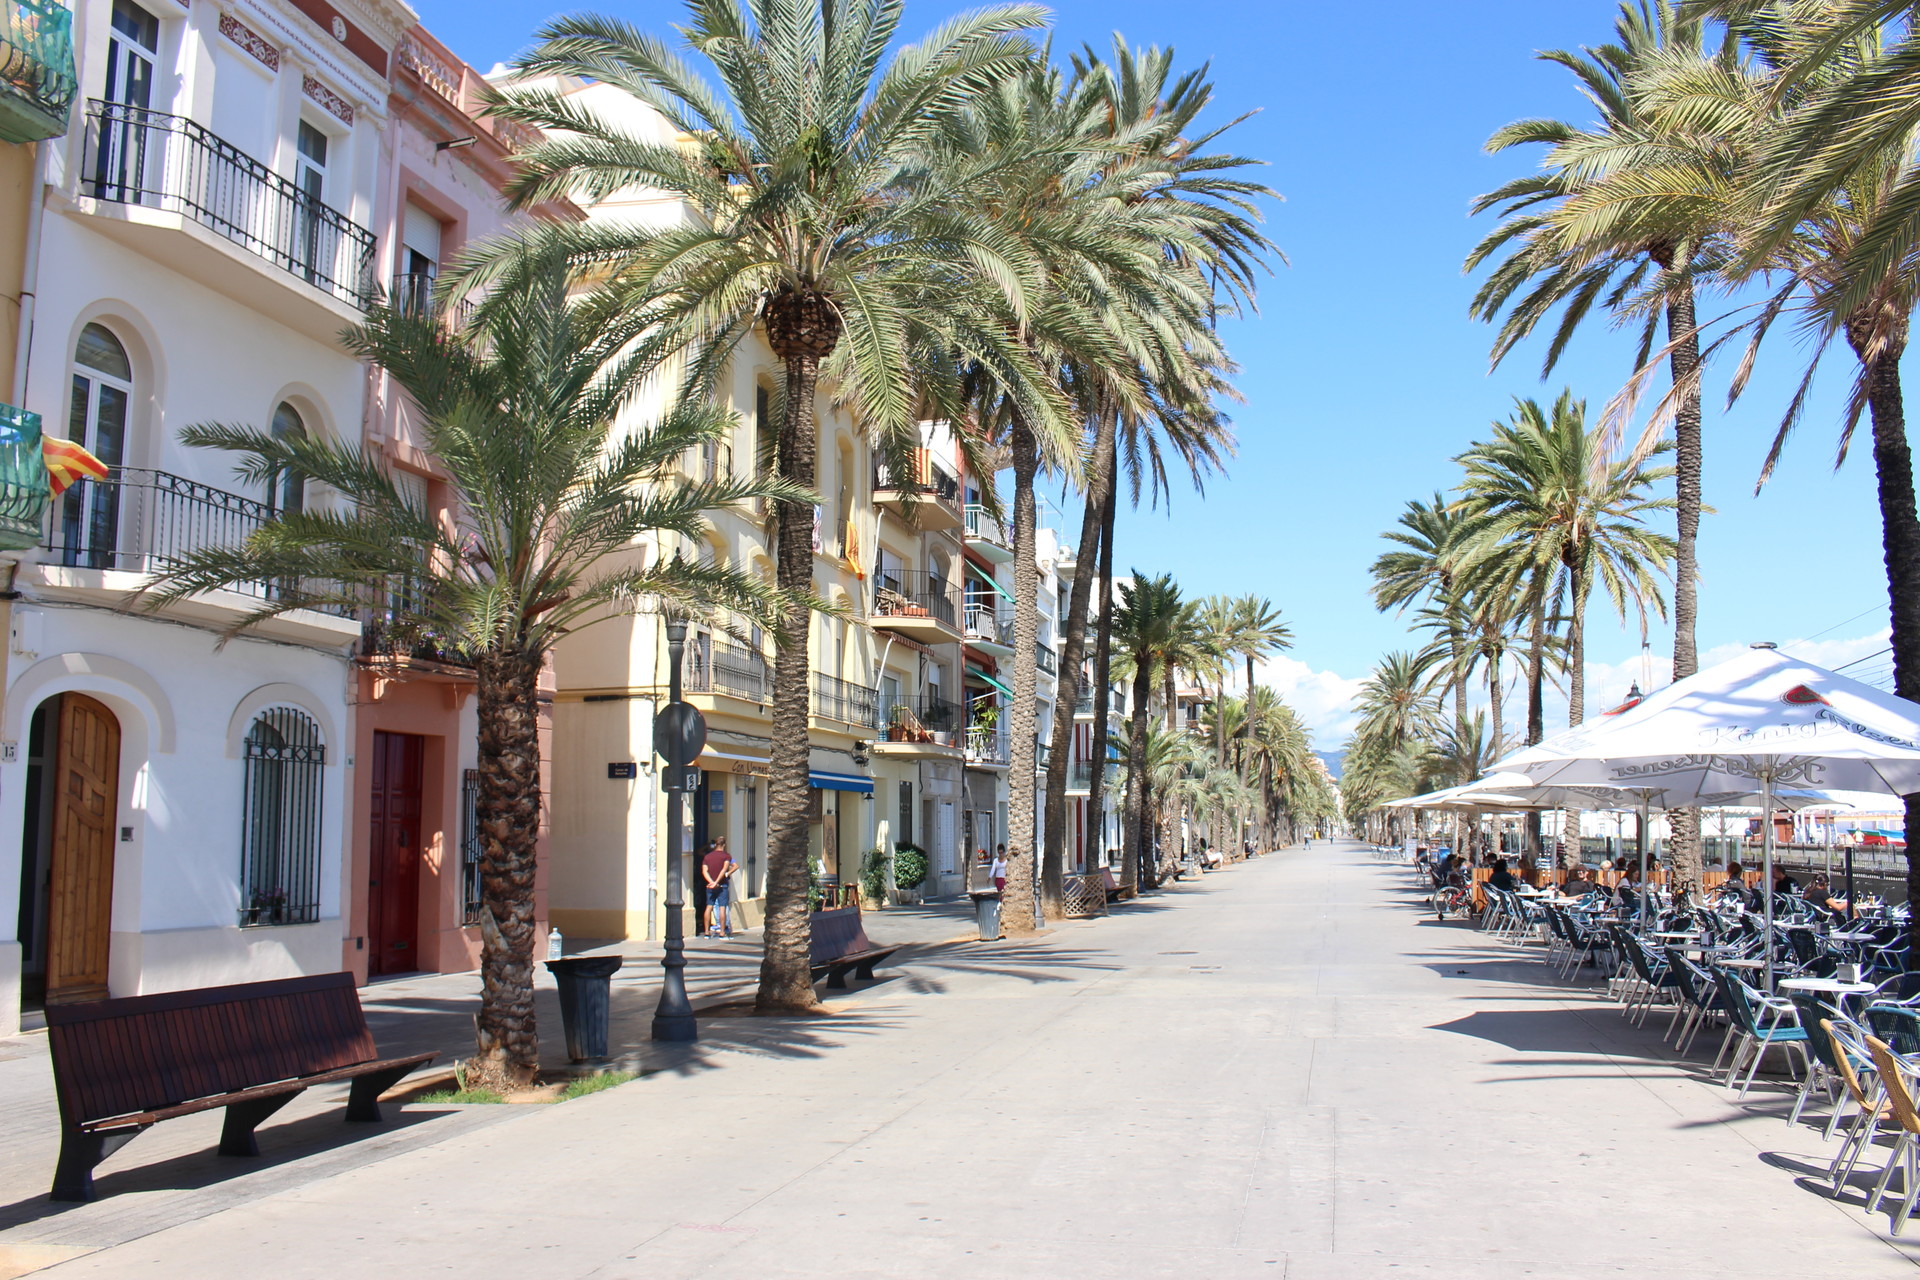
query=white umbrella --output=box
[1493,645,1920,985]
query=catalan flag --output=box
[42,437,108,496]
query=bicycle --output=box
[1432,875,1472,921]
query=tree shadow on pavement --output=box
[884,943,1119,997]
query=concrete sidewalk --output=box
[7,844,1920,1277]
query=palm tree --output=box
[1453,391,1676,730]
[151,265,792,1090]
[1467,2,1722,708]
[1351,651,1443,756]
[1112,572,1185,890]
[1228,594,1293,727]
[1373,495,1472,735]
[477,0,1055,1011]
[1035,40,1276,912]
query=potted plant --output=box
[890,843,929,906]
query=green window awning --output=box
[966,561,1013,602]
[967,666,1013,698]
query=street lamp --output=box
[652,616,700,1042]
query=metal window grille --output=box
[239,707,325,926]
[461,768,483,925]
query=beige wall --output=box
[0,143,34,397]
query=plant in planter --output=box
[892,844,929,903]
[859,848,891,908]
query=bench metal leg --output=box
[346,1063,417,1123]
[51,1126,144,1202]
[825,963,853,990]
[220,1091,299,1156]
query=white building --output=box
[0,0,414,1034]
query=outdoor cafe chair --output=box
[1663,948,1725,1056]
[1827,1019,1891,1193]
[1613,927,1678,1026]
[1712,966,1810,1099]
[1787,991,1851,1130]
[1863,1035,1920,1235]
[1867,1004,1920,1058]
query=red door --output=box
[368,731,425,976]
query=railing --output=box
[873,451,962,508]
[964,725,1009,765]
[1071,761,1119,788]
[872,570,960,631]
[360,609,475,667]
[1036,642,1057,676]
[82,100,377,308]
[43,466,354,614]
[1075,687,1125,715]
[880,694,958,744]
[0,402,47,547]
[684,632,769,702]
[0,0,76,143]
[963,503,1007,546]
[962,599,1012,646]
[813,671,879,727]
[391,271,476,328]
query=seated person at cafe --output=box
[1487,857,1517,893]
[1802,872,1849,920]
[1561,867,1601,898]
[1614,863,1643,911]
[1715,862,1756,909]
[1773,866,1801,897]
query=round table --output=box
[1779,977,1878,1015]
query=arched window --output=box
[59,324,133,568]
[239,707,326,926]
[268,402,306,514]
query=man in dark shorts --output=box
[702,838,737,939]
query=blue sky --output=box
[413,0,1894,743]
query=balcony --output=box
[31,467,359,645]
[873,451,963,531]
[962,598,1013,656]
[871,570,960,643]
[360,609,476,674]
[77,101,377,336]
[813,671,879,728]
[0,403,48,549]
[1036,642,1057,677]
[0,0,75,143]
[1069,760,1119,791]
[1074,686,1125,717]
[871,694,961,758]
[684,632,769,703]
[391,271,476,329]
[963,725,1009,768]
[962,503,1012,563]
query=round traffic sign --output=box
[653,702,708,766]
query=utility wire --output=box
[1834,646,1893,673]
[1785,607,1886,651]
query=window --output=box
[95,3,159,201]
[268,402,305,514]
[460,769,482,925]
[58,325,132,569]
[753,383,770,475]
[397,202,442,313]
[105,1,157,109]
[897,780,913,848]
[239,707,326,926]
[294,122,330,285]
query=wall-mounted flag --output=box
[42,437,108,496]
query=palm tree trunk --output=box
[1004,414,1041,935]
[1663,264,1706,902]
[1524,595,1547,871]
[1043,413,1114,903]
[469,646,544,1092]
[1086,471,1118,885]
[1124,660,1152,893]
[1850,327,1920,954]
[758,349,824,1013]
[1487,649,1504,752]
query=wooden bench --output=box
[45,972,437,1201]
[1103,868,1138,902]
[808,905,900,989]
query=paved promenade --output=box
[4,842,1919,1277]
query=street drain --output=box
[1159,950,1197,955]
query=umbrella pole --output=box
[1763,764,1777,992]
[1639,795,1652,938]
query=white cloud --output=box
[1252,654,1369,746]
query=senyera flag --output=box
[42,437,108,496]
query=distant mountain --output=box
[1315,750,1344,781]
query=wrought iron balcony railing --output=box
[1036,642,1057,676]
[684,632,769,702]
[873,451,961,507]
[879,693,957,744]
[44,466,354,615]
[0,402,48,549]
[1071,760,1119,788]
[813,671,879,728]
[360,610,476,668]
[0,0,75,143]
[872,570,960,631]
[82,100,377,308]
[964,725,1009,766]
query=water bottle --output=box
[547,927,564,961]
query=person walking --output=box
[701,838,737,939]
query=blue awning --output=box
[810,770,874,794]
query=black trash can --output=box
[545,956,624,1062]
[969,890,1002,941]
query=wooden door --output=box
[367,732,424,976]
[46,694,119,1005]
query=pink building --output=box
[344,26,578,982]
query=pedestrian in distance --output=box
[701,838,737,939]
[990,846,1007,893]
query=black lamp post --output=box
[652,617,698,1042]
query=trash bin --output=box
[544,955,624,1062]
[969,890,1002,941]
